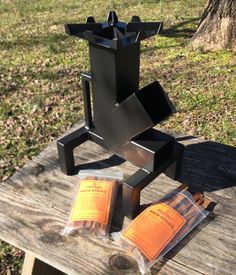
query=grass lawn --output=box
[0,0,235,274]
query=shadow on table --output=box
[177,137,236,193]
[75,154,125,173]
[75,136,236,194]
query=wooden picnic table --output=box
[0,123,235,275]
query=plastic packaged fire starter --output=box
[112,185,211,274]
[62,169,123,238]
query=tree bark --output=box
[192,0,236,51]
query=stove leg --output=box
[165,144,184,180]
[122,185,141,219]
[122,169,156,219]
[57,127,89,175]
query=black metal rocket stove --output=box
[57,11,184,218]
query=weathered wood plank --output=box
[0,123,235,275]
[21,253,35,275]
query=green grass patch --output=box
[0,241,24,275]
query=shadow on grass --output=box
[1,18,200,53]
[0,33,68,52]
[140,17,200,53]
[141,43,185,53]
[162,17,200,39]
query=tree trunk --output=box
[192,0,236,51]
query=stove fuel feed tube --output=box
[57,11,184,218]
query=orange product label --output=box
[70,179,113,224]
[122,203,185,261]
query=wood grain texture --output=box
[0,123,235,275]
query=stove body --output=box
[89,42,140,123]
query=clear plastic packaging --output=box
[112,186,210,274]
[62,169,123,238]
